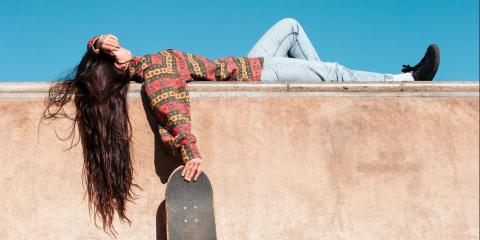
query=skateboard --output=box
[165,166,217,240]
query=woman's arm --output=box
[88,35,203,180]
[142,65,203,182]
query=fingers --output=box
[102,34,118,43]
[182,161,193,181]
[187,162,197,181]
[103,40,119,51]
[182,159,202,182]
[182,165,187,177]
[105,34,118,41]
[185,161,195,182]
[104,38,120,48]
[103,41,119,50]
[193,165,202,181]
[99,34,120,54]
[102,45,118,54]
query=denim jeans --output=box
[247,18,394,82]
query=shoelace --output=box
[402,56,429,73]
[401,64,416,73]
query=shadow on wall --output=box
[140,88,183,240]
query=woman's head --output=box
[41,46,141,238]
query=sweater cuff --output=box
[127,56,145,81]
[87,35,102,54]
[178,142,202,163]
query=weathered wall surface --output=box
[0,82,479,240]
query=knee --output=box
[275,17,300,30]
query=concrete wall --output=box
[0,81,479,240]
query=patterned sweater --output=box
[127,49,264,163]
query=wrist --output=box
[114,61,129,72]
[179,142,202,163]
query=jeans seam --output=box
[273,68,280,82]
[273,31,298,57]
[294,23,309,60]
[295,37,309,59]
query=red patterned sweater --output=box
[126,49,264,163]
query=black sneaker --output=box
[401,44,440,81]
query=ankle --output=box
[392,72,414,81]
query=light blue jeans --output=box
[247,18,394,82]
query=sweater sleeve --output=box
[142,67,202,163]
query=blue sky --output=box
[0,0,478,81]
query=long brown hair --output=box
[41,48,142,238]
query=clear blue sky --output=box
[0,0,478,81]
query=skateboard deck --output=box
[165,166,216,240]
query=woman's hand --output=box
[95,34,120,56]
[182,158,203,182]
[112,47,133,72]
